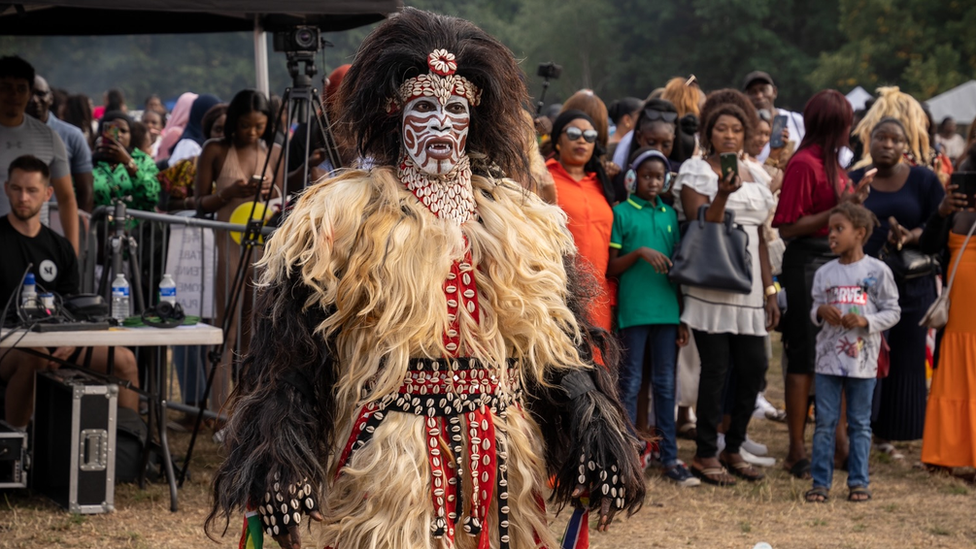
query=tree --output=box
[811,0,976,99]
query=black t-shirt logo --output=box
[39,259,58,283]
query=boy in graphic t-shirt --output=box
[805,203,901,504]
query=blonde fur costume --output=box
[207,10,644,549]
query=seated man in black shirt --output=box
[0,155,139,428]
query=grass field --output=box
[3,339,974,548]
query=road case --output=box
[32,369,117,514]
[0,420,28,488]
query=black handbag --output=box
[879,244,939,280]
[669,205,753,294]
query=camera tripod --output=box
[177,43,342,486]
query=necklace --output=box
[398,153,476,225]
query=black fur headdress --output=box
[336,7,531,180]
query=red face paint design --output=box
[402,94,470,176]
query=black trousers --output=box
[694,330,767,459]
[781,237,834,375]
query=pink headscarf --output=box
[155,92,197,162]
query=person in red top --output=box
[772,90,873,479]
[547,110,616,333]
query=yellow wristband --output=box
[764,285,777,297]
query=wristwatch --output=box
[764,285,778,297]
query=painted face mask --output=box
[402,94,470,176]
[391,49,482,177]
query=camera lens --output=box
[295,28,316,49]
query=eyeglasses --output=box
[643,109,678,123]
[563,126,598,143]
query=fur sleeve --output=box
[206,271,336,534]
[205,173,372,535]
[524,255,645,517]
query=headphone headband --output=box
[629,149,672,173]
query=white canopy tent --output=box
[926,80,976,126]
[0,1,402,95]
[845,86,873,111]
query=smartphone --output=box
[103,126,119,142]
[720,152,738,180]
[769,114,788,148]
[951,172,976,208]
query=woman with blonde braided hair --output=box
[852,87,952,183]
[206,8,644,549]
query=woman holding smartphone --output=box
[92,110,160,211]
[195,89,282,410]
[772,90,871,479]
[672,90,778,486]
[920,182,976,473]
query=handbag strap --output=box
[944,216,976,294]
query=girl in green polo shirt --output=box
[608,147,696,486]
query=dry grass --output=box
[3,338,975,548]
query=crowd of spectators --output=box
[1,49,975,506]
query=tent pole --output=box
[254,15,270,97]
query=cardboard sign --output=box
[164,223,215,318]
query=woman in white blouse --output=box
[672,91,780,486]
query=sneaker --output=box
[663,462,701,487]
[740,447,776,468]
[753,392,777,419]
[742,435,768,457]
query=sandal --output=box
[721,454,765,482]
[785,458,811,480]
[804,486,830,503]
[848,486,872,502]
[690,464,736,486]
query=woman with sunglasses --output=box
[548,110,616,335]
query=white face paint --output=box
[402,94,470,176]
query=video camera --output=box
[273,26,327,54]
[537,62,563,80]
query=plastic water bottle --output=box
[159,274,177,305]
[111,273,130,323]
[21,273,37,308]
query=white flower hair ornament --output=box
[387,49,482,114]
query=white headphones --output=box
[624,149,673,194]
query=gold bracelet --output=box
[764,285,777,297]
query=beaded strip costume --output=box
[208,9,644,549]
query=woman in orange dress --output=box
[920,185,976,471]
[547,110,616,333]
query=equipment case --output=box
[0,420,28,488]
[32,369,117,514]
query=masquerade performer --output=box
[207,9,644,549]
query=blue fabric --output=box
[812,373,876,490]
[850,166,944,257]
[173,345,207,406]
[617,324,679,466]
[171,94,221,154]
[46,115,92,174]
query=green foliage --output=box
[0,0,970,116]
[811,0,976,99]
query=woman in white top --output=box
[672,92,780,486]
